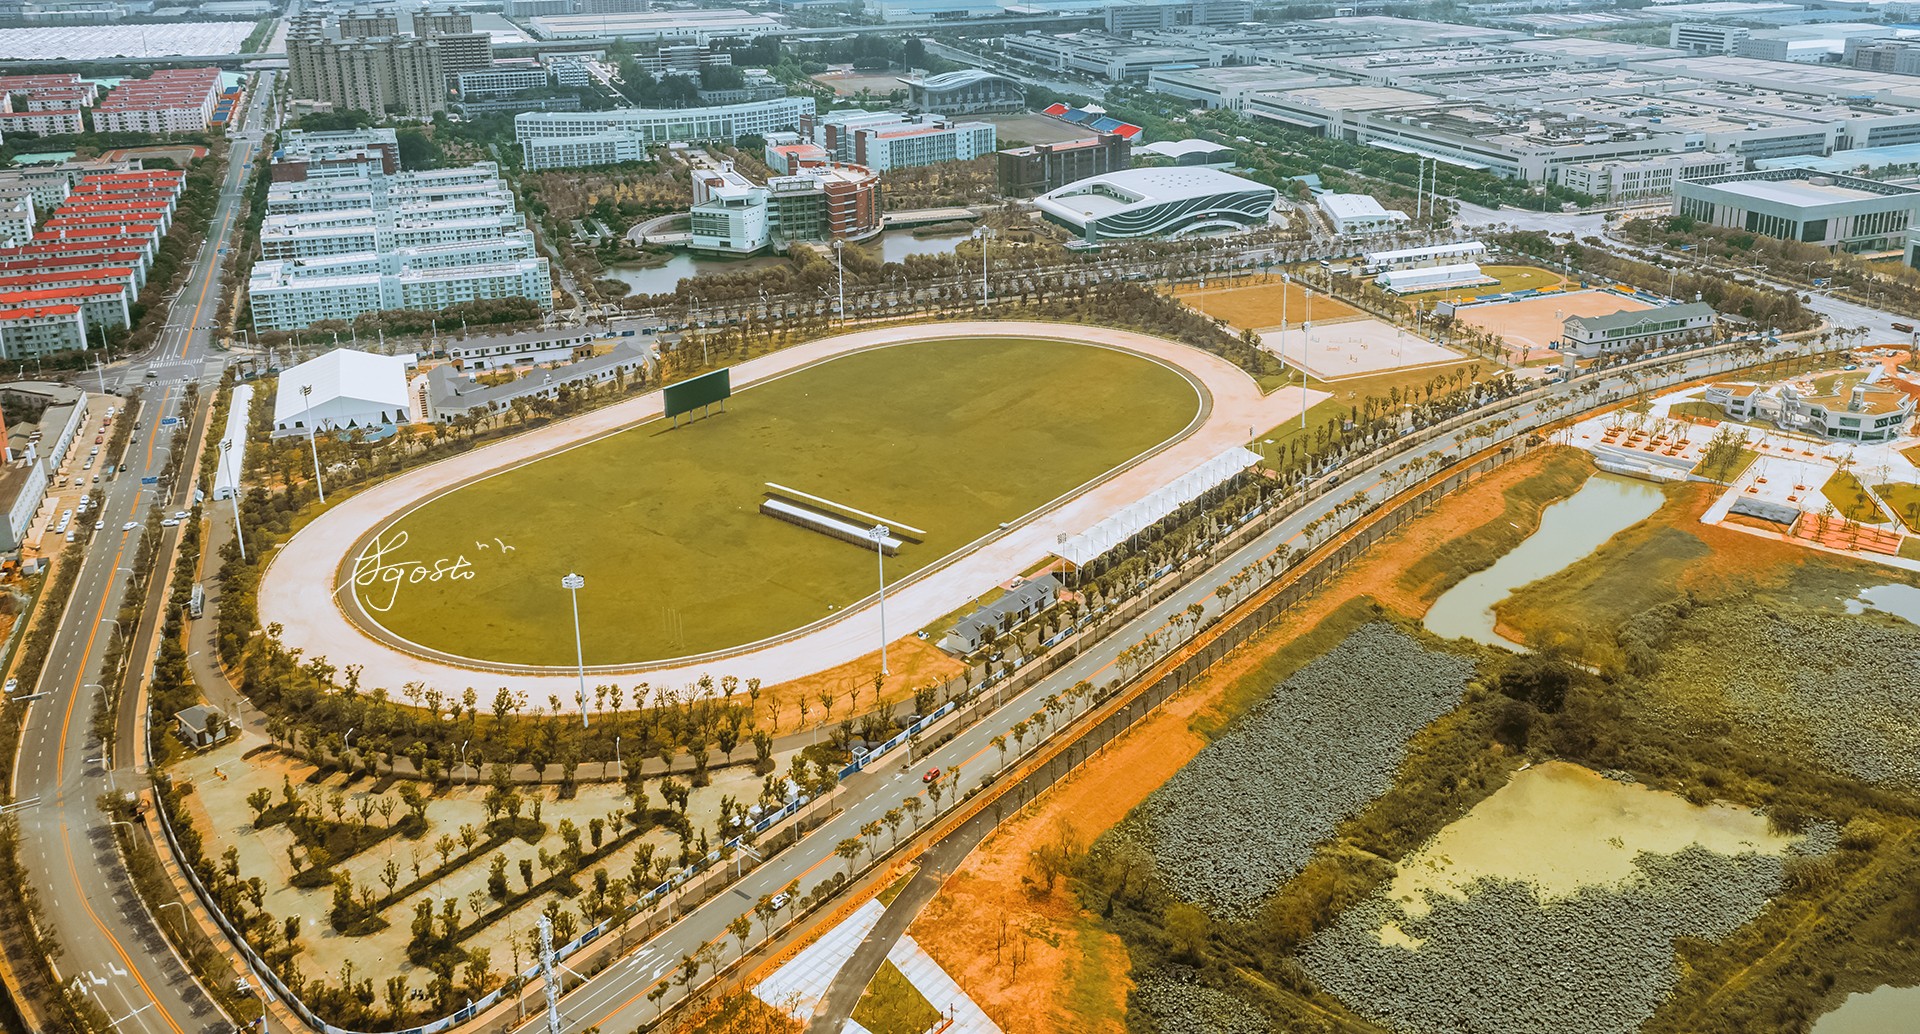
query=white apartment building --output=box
[0,108,84,135]
[0,303,88,359]
[249,160,551,331]
[815,112,995,172]
[515,97,815,169]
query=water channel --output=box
[1424,472,1667,650]
[602,230,971,296]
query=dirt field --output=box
[1259,318,1467,382]
[106,144,207,165]
[756,636,965,737]
[809,71,910,98]
[907,446,1597,1032]
[1173,277,1362,331]
[979,112,1094,147]
[1456,291,1650,361]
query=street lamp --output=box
[221,439,246,560]
[866,526,890,675]
[301,383,325,504]
[974,226,994,307]
[562,573,590,728]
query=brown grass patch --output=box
[1173,276,1363,331]
[757,637,964,738]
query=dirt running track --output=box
[258,321,1327,706]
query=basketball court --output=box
[1453,291,1651,361]
[1259,318,1467,382]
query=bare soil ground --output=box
[1172,277,1363,331]
[756,637,964,738]
[907,445,1596,1032]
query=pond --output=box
[1843,583,1920,628]
[1377,762,1796,943]
[1811,985,1920,1033]
[859,230,969,264]
[601,251,788,296]
[1424,471,1665,650]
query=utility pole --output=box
[222,439,246,560]
[867,525,890,675]
[538,915,563,1034]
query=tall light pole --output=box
[562,573,590,728]
[221,438,246,560]
[866,525,890,675]
[833,239,845,324]
[301,383,325,504]
[975,226,993,306]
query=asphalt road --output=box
[9,74,271,1034]
[511,329,1813,1034]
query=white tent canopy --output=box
[1053,446,1262,567]
[272,347,414,436]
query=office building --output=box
[1560,152,1738,203]
[1561,302,1716,358]
[1006,31,1221,81]
[91,67,223,134]
[1105,0,1253,33]
[1674,169,1920,252]
[905,70,1024,115]
[688,159,880,254]
[1034,167,1275,240]
[1318,193,1410,235]
[809,111,995,172]
[627,43,734,75]
[997,134,1132,198]
[515,96,815,169]
[1670,23,1751,55]
[454,66,553,100]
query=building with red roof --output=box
[0,284,129,333]
[92,68,223,135]
[0,303,88,359]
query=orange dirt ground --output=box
[1173,277,1363,331]
[756,636,964,739]
[908,445,1594,1033]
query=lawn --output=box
[1875,482,1920,532]
[851,961,941,1034]
[1823,470,1886,524]
[1480,263,1570,295]
[353,337,1197,665]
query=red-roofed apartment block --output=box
[93,68,222,135]
[0,284,129,332]
[0,303,87,358]
[0,109,84,135]
[0,266,137,299]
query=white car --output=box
[93,520,104,530]
[3,678,15,695]
[122,521,139,531]
[173,511,188,521]
[161,518,180,527]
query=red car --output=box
[921,767,941,784]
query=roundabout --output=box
[257,321,1326,702]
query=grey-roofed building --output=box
[905,70,1024,116]
[940,575,1061,656]
[419,342,651,422]
[174,705,230,748]
[1561,301,1715,357]
[1673,168,1920,252]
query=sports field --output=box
[1456,291,1651,360]
[349,338,1198,666]
[1173,278,1362,331]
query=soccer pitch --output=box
[349,337,1199,666]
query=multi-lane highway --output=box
[9,72,273,1034]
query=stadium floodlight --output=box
[301,383,325,504]
[221,439,246,561]
[866,525,890,675]
[562,572,589,729]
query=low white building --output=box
[1318,193,1410,236]
[1375,263,1491,294]
[273,348,415,437]
[1561,302,1715,357]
